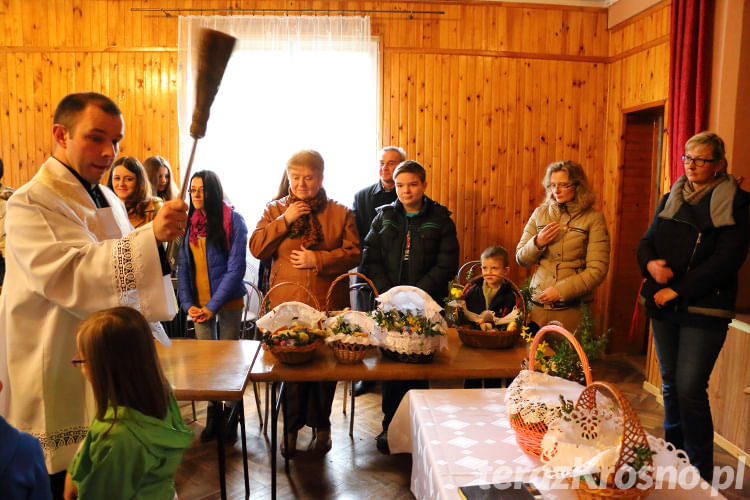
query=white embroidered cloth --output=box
[323,310,380,346]
[256,301,326,332]
[373,286,449,354]
[540,403,695,479]
[504,370,590,424]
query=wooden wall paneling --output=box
[406,53,416,160]
[437,54,449,206]
[0,53,10,186]
[478,56,491,252]
[447,55,458,222]
[415,52,425,165]
[422,53,432,172]
[20,53,34,175]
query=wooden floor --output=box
[174,355,750,500]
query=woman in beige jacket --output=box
[515,161,610,331]
[249,150,360,457]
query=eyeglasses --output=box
[71,357,86,367]
[681,154,717,167]
[547,182,575,191]
[189,188,204,195]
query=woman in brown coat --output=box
[515,160,610,331]
[249,150,360,457]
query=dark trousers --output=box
[284,381,337,432]
[49,470,66,500]
[381,379,429,430]
[651,317,727,481]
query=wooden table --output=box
[251,329,528,500]
[156,339,261,500]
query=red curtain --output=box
[668,0,714,184]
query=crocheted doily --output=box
[504,370,589,424]
[323,311,380,347]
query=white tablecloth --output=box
[388,389,724,500]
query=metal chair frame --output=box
[242,280,266,433]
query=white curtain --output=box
[176,16,379,258]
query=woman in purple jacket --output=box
[177,170,247,441]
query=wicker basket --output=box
[571,381,654,500]
[509,324,592,457]
[380,347,435,364]
[457,326,519,349]
[324,272,379,364]
[260,282,322,365]
[455,277,527,349]
[263,338,324,364]
[330,340,373,364]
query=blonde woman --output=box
[515,160,610,331]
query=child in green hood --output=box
[64,307,193,500]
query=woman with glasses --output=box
[177,170,247,441]
[515,160,611,331]
[637,131,750,481]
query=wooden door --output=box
[608,107,664,354]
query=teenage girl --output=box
[63,307,193,500]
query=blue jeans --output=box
[193,309,242,340]
[651,317,727,481]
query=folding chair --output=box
[242,280,266,432]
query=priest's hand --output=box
[63,472,78,500]
[153,199,189,243]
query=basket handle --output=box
[463,276,528,325]
[575,381,652,476]
[324,272,379,311]
[260,281,321,315]
[528,324,592,385]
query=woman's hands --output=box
[654,287,678,307]
[188,306,213,323]
[283,201,311,226]
[290,246,316,269]
[647,259,674,284]
[537,286,561,304]
[535,222,561,248]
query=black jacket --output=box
[352,181,398,242]
[637,176,750,325]
[362,196,460,303]
[463,278,518,317]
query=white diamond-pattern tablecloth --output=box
[387,389,724,500]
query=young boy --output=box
[362,160,460,454]
[463,245,519,389]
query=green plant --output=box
[372,309,444,337]
[629,446,656,472]
[527,303,609,380]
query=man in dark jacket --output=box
[352,146,404,242]
[350,147,404,396]
[362,160,460,453]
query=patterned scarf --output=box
[287,188,327,248]
[189,200,234,250]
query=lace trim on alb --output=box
[32,426,88,453]
[111,235,144,313]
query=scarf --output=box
[659,174,738,227]
[189,200,234,249]
[287,188,328,248]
